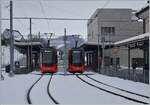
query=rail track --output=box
[27,74,43,104]
[86,75,149,99]
[47,74,59,104]
[76,75,149,104]
[27,74,59,104]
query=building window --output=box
[92,31,94,39]
[132,58,144,67]
[101,27,115,35]
[116,57,120,66]
[111,58,113,65]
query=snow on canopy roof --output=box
[136,5,149,17]
[81,41,114,45]
[14,41,42,46]
[79,41,114,47]
[115,32,149,45]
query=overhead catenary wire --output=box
[1,17,93,20]
[3,4,30,32]
[1,17,140,22]
[102,0,111,8]
[38,0,51,32]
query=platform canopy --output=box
[14,41,42,54]
[115,33,149,46]
[79,41,114,51]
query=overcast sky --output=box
[1,0,148,39]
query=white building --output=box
[87,8,143,43]
[80,8,143,71]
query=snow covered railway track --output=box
[85,75,149,99]
[27,74,44,104]
[27,74,59,104]
[47,74,59,104]
[76,75,149,104]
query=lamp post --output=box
[9,0,14,76]
[29,18,33,71]
[0,0,4,80]
[64,28,67,75]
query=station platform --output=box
[14,41,42,73]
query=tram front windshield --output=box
[72,51,82,64]
[43,51,53,64]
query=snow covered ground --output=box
[0,72,40,104]
[89,72,150,96]
[0,71,149,104]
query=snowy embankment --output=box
[0,71,149,104]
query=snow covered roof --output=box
[80,41,99,46]
[14,41,42,46]
[80,41,114,46]
[136,5,149,17]
[14,41,42,53]
[115,33,149,45]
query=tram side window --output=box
[72,51,82,64]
